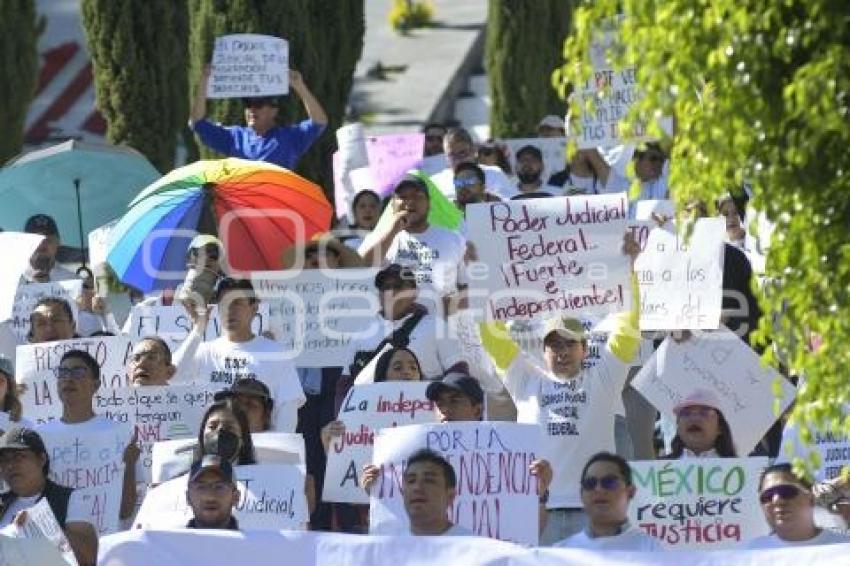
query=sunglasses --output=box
[453,177,480,189]
[581,474,623,491]
[677,406,715,419]
[759,484,804,504]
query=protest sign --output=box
[87,220,118,269]
[447,311,502,394]
[365,133,425,197]
[0,233,44,323]
[251,269,378,366]
[40,425,129,535]
[629,457,769,549]
[634,218,726,330]
[500,137,567,182]
[323,382,436,503]
[134,464,308,530]
[466,193,631,321]
[633,328,797,453]
[207,34,288,98]
[13,498,78,565]
[10,280,82,341]
[575,66,643,148]
[369,422,542,545]
[635,200,675,222]
[95,384,215,485]
[336,123,369,171]
[16,336,133,424]
[124,303,269,351]
[777,415,850,481]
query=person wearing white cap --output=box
[662,389,737,459]
[537,115,566,138]
[480,235,642,545]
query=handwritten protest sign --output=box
[365,133,425,197]
[633,328,797,453]
[40,425,129,535]
[575,66,643,148]
[466,193,631,321]
[336,123,369,171]
[134,464,308,530]
[629,457,769,549]
[369,422,542,545]
[500,137,567,182]
[16,336,133,424]
[10,280,82,341]
[124,304,269,351]
[251,269,378,366]
[88,220,118,269]
[95,384,215,485]
[207,34,288,98]
[634,218,726,330]
[13,498,78,565]
[0,233,44,323]
[324,382,436,503]
[778,415,850,481]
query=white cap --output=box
[188,234,222,250]
[537,115,566,130]
[673,389,723,415]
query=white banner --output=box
[629,457,769,549]
[40,425,129,535]
[133,464,308,530]
[633,329,797,453]
[466,193,631,321]
[0,233,45,323]
[635,219,726,330]
[124,303,270,350]
[778,414,850,482]
[251,269,378,367]
[99,528,850,566]
[323,382,437,504]
[16,336,133,424]
[10,280,82,341]
[369,422,541,545]
[11,498,77,565]
[207,34,288,98]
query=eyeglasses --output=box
[581,474,623,491]
[453,177,480,189]
[677,406,715,419]
[55,366,89,380]
[759,484,804,504]
[189,481,233,495]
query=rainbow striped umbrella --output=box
[107,158,332,292]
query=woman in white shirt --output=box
[662,389,737,459]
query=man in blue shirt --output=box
[190,66,327,169]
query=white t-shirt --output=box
[503,348,629,509]
[384,226,468,298]
[556,524,663,551]
[173,333,305,432]
[0,490,89,528]
[409,523,474,537]
[747,528,850,548]
[37,414,125,436]
[431,164,515,201]
[343,308,464,380]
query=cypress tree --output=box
[81,0,189,172]
[486,0,574,138]
[0,0,42,164]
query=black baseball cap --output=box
[393,175,429,198]
[516,144,543,161]
[0,426,47,456]
[426,372,484,405]
[24,214,59,238]
[214,377,273,410]
[374,264,416,290]
[189,455,235,483]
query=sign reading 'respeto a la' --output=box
[323,382,436,504]
[466,193,631,321]
[16,336,134,424]
[207,34,288,98]
[629,457,769,549]
[369,422,542,545]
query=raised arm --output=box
[189,65,211,126]
[290,70,327,125]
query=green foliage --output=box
[486,0,575,138]
[81,0,189,173]
[558,1,850,477]
[189,0,365,195]
[0,0,42,164]
[388,0,434,32]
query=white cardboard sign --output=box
[10,280,82,341]
[208,34,288,98]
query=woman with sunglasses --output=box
[556,452,661,550]
[663,389,737,459]
[748,463,850,548]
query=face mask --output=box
[203,428,240,462]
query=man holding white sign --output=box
[190,35,327,170]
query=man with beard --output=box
[22,215,78,283]
[452,162,501,217]
[185,455,240,530]
[511,145,559,199]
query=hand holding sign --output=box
[207,34,289,98]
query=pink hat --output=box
[673,389,723,416]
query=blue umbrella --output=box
[0,140,160,263]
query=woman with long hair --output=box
[663,390,737,459]
[195,398,257,465]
